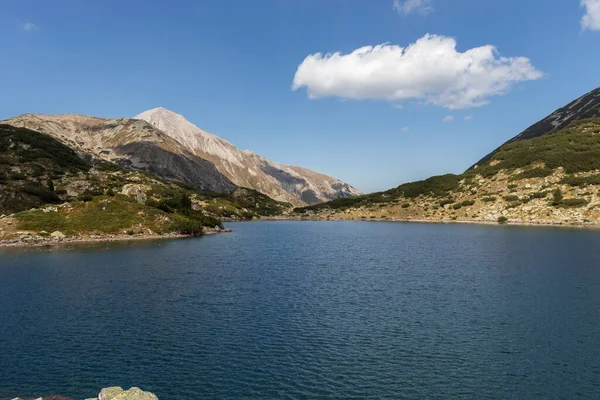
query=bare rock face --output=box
[121,184,150,204]
[134,107,362,205]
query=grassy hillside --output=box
[0,124,290,241]
[0,124,90,213]
[294,118,600,225]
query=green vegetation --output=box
[452,200,475,210]
[556,198,589,208]
[560,174,600,187]
[529,191,548,199]
[295,119,600,215]
[551,188,564,206]
[482,196,497,202]
[0,124,90,213]
[497,216,508,224]
[395,174,461,198]
[468,118,600,178]
[502,195,519,202]
[0,124,289,238]
[439,198,454,207]
[510,167,554,181]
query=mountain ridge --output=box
[2,113,237,193]
[472,86,600,169]
[134,107,362,205]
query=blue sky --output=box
[1,0,599,193]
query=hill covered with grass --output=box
[0,124,291,244]
[294,118,600,226]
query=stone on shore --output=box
[50,231,66,241]
[94,386,158,400]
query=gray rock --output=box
[97,386,158,400]
[50,231,66,241]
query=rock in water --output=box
[94,387,158,400]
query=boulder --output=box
[94,387,158,400]
[50,231,66,241]
[121,184,149,204]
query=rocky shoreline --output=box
[256,214,600,229]
[12,386,158,400]
[0,227,231,248]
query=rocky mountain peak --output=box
[134,108,362,205]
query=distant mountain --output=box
[472,86,600,168]
[2,113,236,193]
[134,107,362,205]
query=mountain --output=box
[0,124,290,243]
[2,114,236,193]
[294,87,600,226]
[473,86,600,168]
[134,107,362,205]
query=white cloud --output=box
[442,116,454,122]
[393,0,434,16]
[464,115,474,121]
[292,34,543,110]
[22,22,38,32]
[392,104,404,111]
[399,126,410,133]
[582,0,600,30]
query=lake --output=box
[0,221,599,399]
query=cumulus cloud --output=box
[392,104,404,111]
[22,22,38,32]
[464,115,474,121]
[581,0,600,30]
[399,126,410,133]
[442,116,454,122]
[292,34,543,110]
[393,0,433,16]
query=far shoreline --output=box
[246,215,600,230]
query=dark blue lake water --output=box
[1,221,599,399]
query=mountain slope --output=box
[0,124,291,243]
[134,107,361,205]
[473,86,600,168]
[2,114,236,193]
[293,87,600,226]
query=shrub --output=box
[560,174,600,187]
[170,219,204,236]
[529,191,548,199]
[497,216,508,224]
[396,174,461,198]
[439,198,454,207]
[452,200,476,210]
[482,196,497,202]
[507,183,518,189]
[78,193,94,202]
[22,185,61,203]
[401,203,410,208]
[503,195,519,202]
[510,167,554,181]
[557,198,589,208]
[551,188,563,205]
